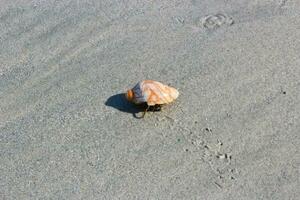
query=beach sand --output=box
[1,0,299,199]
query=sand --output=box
[1,0,299,199]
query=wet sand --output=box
[1,0,299,199]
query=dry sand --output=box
[1,0,299,199]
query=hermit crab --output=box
[125,80,179,117]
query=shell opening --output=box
[125,89,134,102]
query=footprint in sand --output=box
[200,13,234,29]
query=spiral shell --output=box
[126,80,179,106]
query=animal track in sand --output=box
[188,131,237,188]
[177,125,239,188]
[202,141,238,188]
[279,0,288,7]
[200,13,234,29]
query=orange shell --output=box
[126,80,179,106]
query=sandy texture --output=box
[1,0,299,199]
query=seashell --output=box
[125,80,179,106]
